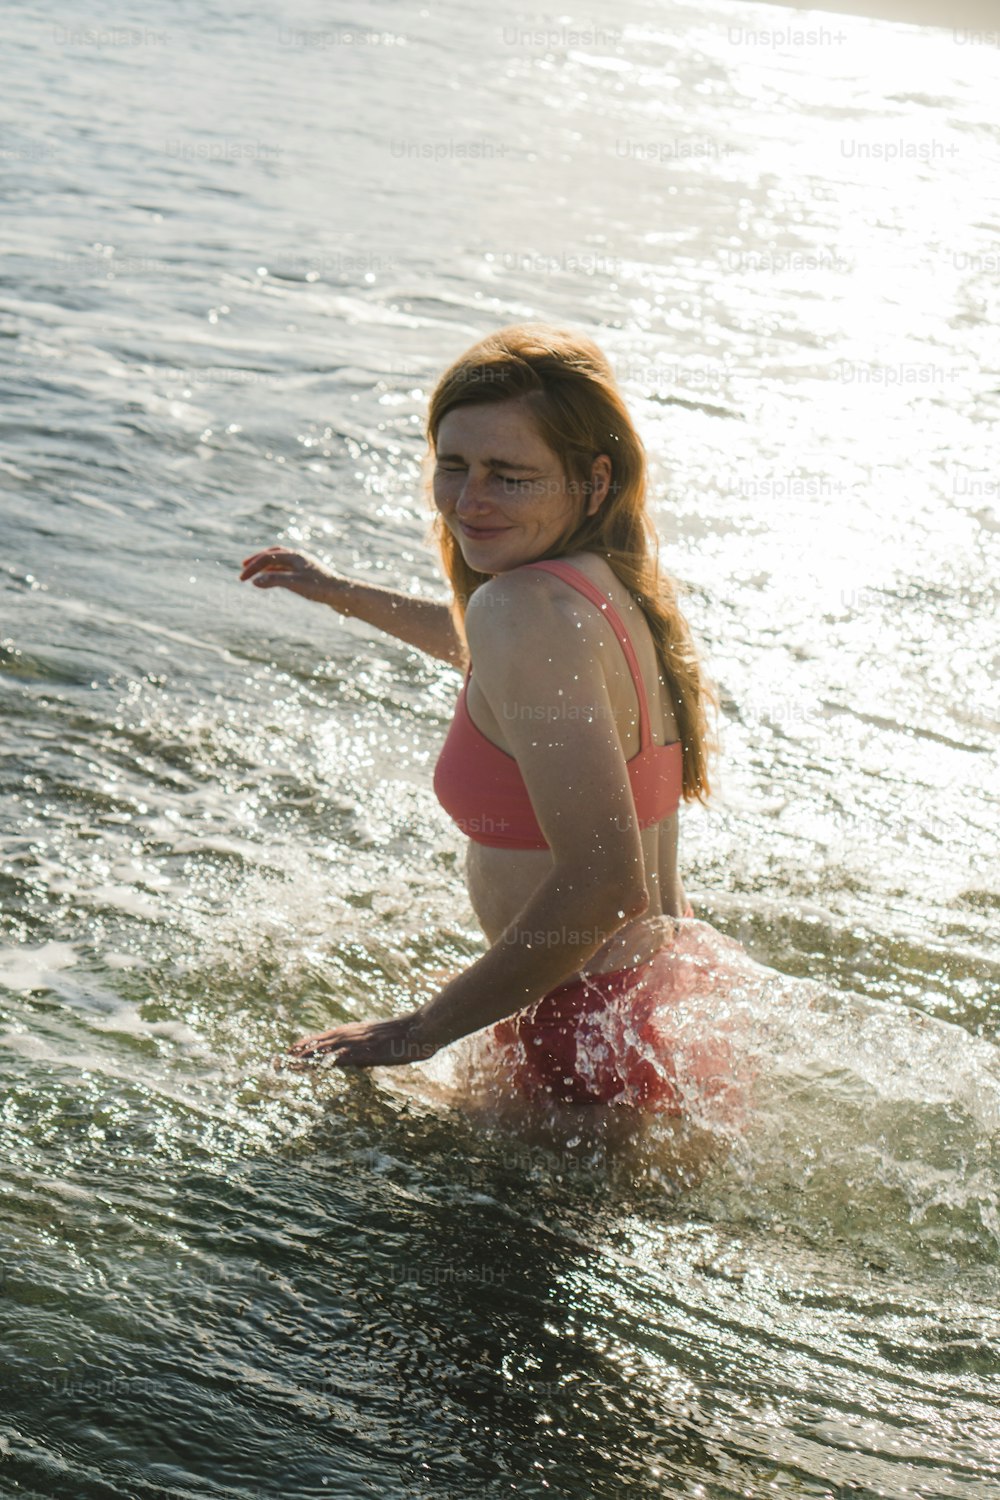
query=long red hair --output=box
[423,322,717,803]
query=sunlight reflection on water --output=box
[1,0,999,1494]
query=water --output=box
[2,0,999,1494]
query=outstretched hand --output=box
[280,1013,439,1071]
[240,547,337,604]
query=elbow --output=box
[551,853,649,927]
[620,885,650,922]
[605,857,650,923]
[590,878,649,928]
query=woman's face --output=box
[433,398,609,573]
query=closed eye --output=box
[437,464,537,486]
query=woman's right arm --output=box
[239,547,464,666]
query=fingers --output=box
[287,1028,354,1061]
[276,1053,336,1074]
[287,1037,336,1057]
[241,547,289,566]
[239,548,297,581]
[292,1038,376,1067]
[284,1021,390,1070]
[280,1045,362,1072]
[278,1042,342,1070]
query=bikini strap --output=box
[524,560,651,749]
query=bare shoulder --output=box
[465,568,604,703]
[466,566,553,619]
[465,563,603,648]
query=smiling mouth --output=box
[458,522,511,538]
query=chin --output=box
[464,546,530,574]
[458,534,516,566]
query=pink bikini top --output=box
[433,560,683,850]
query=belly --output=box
[464,828,682,977]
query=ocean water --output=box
[2,0,999,1495]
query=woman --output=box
[240,324,719,1113]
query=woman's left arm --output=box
[287,570,649,1067]
[286,863,647,1067]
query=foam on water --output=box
[405,916,1000,1270]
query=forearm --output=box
[324,576,464,665]
[411,873,648,1051]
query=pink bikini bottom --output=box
[488,904,733,1112]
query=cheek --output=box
[546,488,579,526]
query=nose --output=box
[454,469,493,515]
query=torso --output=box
[462,551,687,977]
